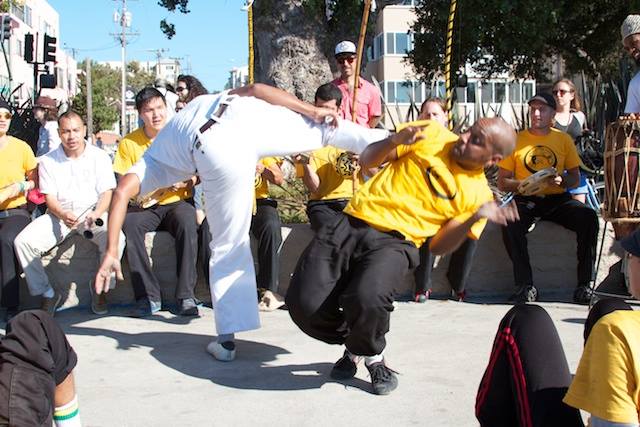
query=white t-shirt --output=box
[625,72,640,114]
[36,121,61,157]
[39,143,116,214]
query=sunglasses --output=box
[336,55,356,64]
[176,86,188,92]
[0,112,12,120]
[553,89,572,96]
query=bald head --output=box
[451,117,516,170]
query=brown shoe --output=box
[41,293,62,316]
[89,281,108,315]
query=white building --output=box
[364,0,535,129]
[100,58,182,85]
[0,0,78,108]
[227,65,248,89]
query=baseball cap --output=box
[621,230,640,257]
[0,99,11,112]
[621,15,640,43]
[335,41,357,56]
[528,93,557,110]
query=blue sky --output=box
[48,0,249,91]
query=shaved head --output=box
[451,117,516,170]
[475,117,517,157]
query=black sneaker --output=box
[366,360,398,395]
[509,285,538,303]
[573,284,593,305]
[178,298,199,316]
[330,350,358,380]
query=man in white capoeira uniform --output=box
[94,83,388,361]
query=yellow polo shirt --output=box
[0,137,37,210]
[296,146,363,201]
[498,128,580,195]
[564,311,640,424]
[113,128,191,205]
[255,157,281,199]
[344,120,493,247]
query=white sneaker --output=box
[206,341,236,362]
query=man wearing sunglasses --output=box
[332,41,382,128]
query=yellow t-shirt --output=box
[564,311,640,424]
[0,136,37,210]
[255,157,281,199]
[296,146,364,201]
[498,128,580,195]
[113,128,191,205]
[344,120,493,247]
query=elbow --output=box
[496,178,508,193]
[232,83,265,98]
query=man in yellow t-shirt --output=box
[286,116,518,395]
[296,83,364,231]
[251,157,283,295]
[497,93,598,305]
[113,87,199,318]
[0,99,38,320]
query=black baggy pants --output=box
[250,199,282,293]
[0,211,30,310]
[306,199,349,232]
[414,237,478,294]
[286,214,419,356]
[501,193,598,288]
[122,200,198,302]
[0,310,77,426]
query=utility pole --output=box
[86,58,93,140]
[147,48,168,77]
[112,0,137,135]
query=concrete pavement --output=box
[1,299,599,426]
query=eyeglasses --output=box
[336,55,356,64]
[176,86,188,92]
[0,112,12,120]
[553,89,572,96]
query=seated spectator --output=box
[33,96,61,157]
[113,87,199,318]
[0,100,37,321]
[295,83,365,232]
[476,298,635,427]
[14,112,124,316]
[0,310,81,426]
[413,98,478,303]
[497,93,598,304]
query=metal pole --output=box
[247,3,254,84]
[351,0,372,123]
[120,0,127,135]
[86,58,93,139]
[444,0,458,130]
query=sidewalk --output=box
[9,300,591,426]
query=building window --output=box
[385,81,424,105]
[495,82,506,103]
[523,81,534,101]
[23,5,32,27]
[509,81,521,103]
[385,32,412,55]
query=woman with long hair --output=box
[176,74,208,104]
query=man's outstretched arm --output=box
[94,173,141,294]
[231,83,338,124]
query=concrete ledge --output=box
[22,218,622,309]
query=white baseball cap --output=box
[335,41,357,56]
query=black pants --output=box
[414,237,478,294]
[286,214,419,356]
[475,304,583,427]
[306,199,349,232]
[250,199,282,293]
[122,201,198,302]
[198,217,212,285]
[584,298,633,344]
[0,212,31,310]
[501,194,598,288]
[0,310,77,426]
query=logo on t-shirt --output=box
[254,173,263,189]
[523,145,558,174]
[425,166,457,200]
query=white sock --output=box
[42,287,55,299]
[54,395,81,427]
[364,354,383,366]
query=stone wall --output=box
[20,219,623,309]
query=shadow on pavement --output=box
[62,323,373,393]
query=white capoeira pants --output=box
[133,95,388,335]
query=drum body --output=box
[603,119,640,239]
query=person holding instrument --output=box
[14,111,124,316]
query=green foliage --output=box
[270,178,309,224]
[127,61,156,90]
[73,62,119,133]
[409,0,640,80]
[157,0,191,39]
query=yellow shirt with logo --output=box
[113,127,192,205]
[344,120,493,247]
[255,157,282,199]
[296,146,363,200]
[0,137,37,210]
[564,311,640,424]
[498,128,579,195]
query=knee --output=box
[346,286,392,314]
[122,217,146,238]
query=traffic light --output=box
[1,15,10,41]
[43,34,56,63]
[24,33,33,63]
